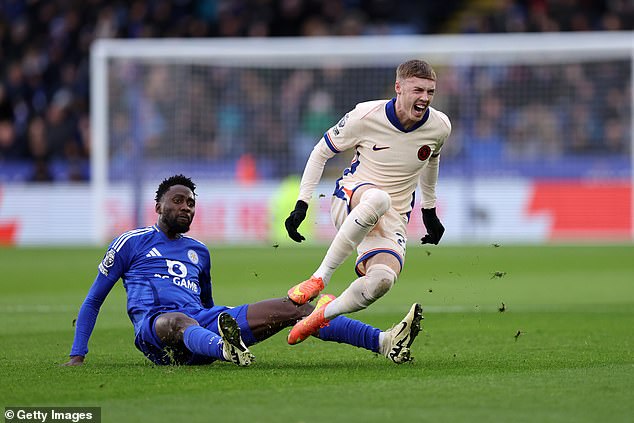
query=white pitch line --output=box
[0,304,77,313]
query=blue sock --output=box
[182,325,225,360]
[316,316,381,353]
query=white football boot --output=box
[218,312,255,367]
[383,303,424,364]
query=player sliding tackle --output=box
[64,174,423,367]
[285,60,451,352]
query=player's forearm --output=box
[419,155,440,209]
[69,273,115,356]
[69,295,103,356]
[199,278,213,308]
[297,140,333,204]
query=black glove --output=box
[285,200,308,242]
[421,207,444,245]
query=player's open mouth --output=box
[413,104,426,116]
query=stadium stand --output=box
[0,0,631,182]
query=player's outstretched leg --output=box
[218,312,255,366]
[287,189,391,305]
[380,303,423,364]
[324,264,397,319]
[288,294,336,345]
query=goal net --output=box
[91,32,633,244]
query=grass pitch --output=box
[1,244,633,423]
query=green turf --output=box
[1,244,633,423]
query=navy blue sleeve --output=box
[69,273,117,357]
[199,249,213,308]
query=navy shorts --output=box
[134,304,255,365]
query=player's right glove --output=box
[285,200,308,242]
[421,207,445,245]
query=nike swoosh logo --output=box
[372,145,390,151]
[354,218,371,228]
[389,322,410,360]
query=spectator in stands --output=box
[26,116,52,182]
[0,84,23,160]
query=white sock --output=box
[378,332,388,355]
[324,264,396,319]
[313,189,391,285]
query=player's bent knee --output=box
[155,312,198,345]
[360,188,391,216]
[365,264,396,299]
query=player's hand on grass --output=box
[421,207,444,245]
[62,355,85,366]
[285,200,308,242]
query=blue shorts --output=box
[134,304,255,365]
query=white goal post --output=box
[90,32,633,245]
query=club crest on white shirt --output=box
[417,145,432,161]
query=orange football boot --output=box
[287,276,324,305]
[287,294,336,345]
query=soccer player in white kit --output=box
[285,60,451,346]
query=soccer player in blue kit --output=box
[63,174,422,367]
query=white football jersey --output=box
[299,98,451,215]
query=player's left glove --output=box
[421,207,444,245]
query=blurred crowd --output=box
[0,0,632,181]
[107,59,631,180]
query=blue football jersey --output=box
[99,225,213,330]
[70,225,213,357]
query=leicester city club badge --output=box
[187,249,199,264]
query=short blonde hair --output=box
[396,60,436,81]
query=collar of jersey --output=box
[385,98,430,133]
[154,224,183,239]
